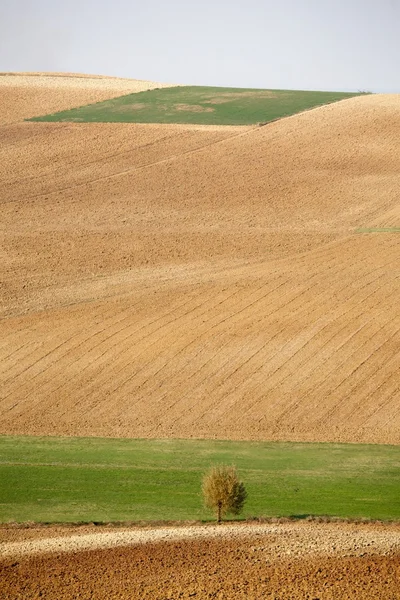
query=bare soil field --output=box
[0,89,399,443]
[0,73,176,124]
[1,522,400,599]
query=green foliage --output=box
[202,465,247,522]
[0,436,399,523]
[28,86,364,126]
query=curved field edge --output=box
[2,521,400,559]
[0,436,399,524]
[27,86,365,125]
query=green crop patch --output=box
[28,86,364,126]
[0,436,398,524]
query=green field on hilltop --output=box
[0,436,398,524]
[28,86,364,126]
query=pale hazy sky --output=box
[1,0,399,92]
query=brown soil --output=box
[0,82,399,444]
[1,523,400,599]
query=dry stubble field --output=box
[0,75,399,598]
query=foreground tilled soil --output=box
[0,81,400,443]
[1,523,400,599]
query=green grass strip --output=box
[28,86,364,126]
[1,436,399,524]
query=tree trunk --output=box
[217,501,222,524]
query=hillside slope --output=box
[0,90,399,443]
[0,73,176,124]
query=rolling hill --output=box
[0,75,399,444]
[0,72,176,124]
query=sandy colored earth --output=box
[1,78,400,598]
[0,72,176,124]
[1,522,400,599]
[0,86,399,443]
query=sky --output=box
[1,0,399,92]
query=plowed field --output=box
[1,522,400,599]
[0,85,399,443]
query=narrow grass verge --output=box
[356,227,400,233]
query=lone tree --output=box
[202,464,247,523]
